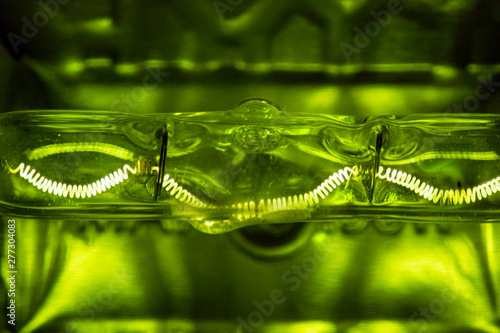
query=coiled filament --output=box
[386,151,499,165]
[162,174,210,208]
[9,163,136,198]
[27,142,134,161]
[377,166,500,205]
[8,152,500,211]
[232,166,357,220]
[8,156,210,207]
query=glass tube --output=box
[1,100,499,234]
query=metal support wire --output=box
[155,131,168,201]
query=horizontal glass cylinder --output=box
[1,101,500,233]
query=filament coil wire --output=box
[377,166,500,205]
[9,163,136,198]
[27,142,134,161]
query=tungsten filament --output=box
[377,166,500,205]
[27,142,135,161]
[8,161,500,209]
[9,162,136,199]
[6,135,500,221]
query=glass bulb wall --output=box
[1,99,500,234]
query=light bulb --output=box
[1,100,500,234]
